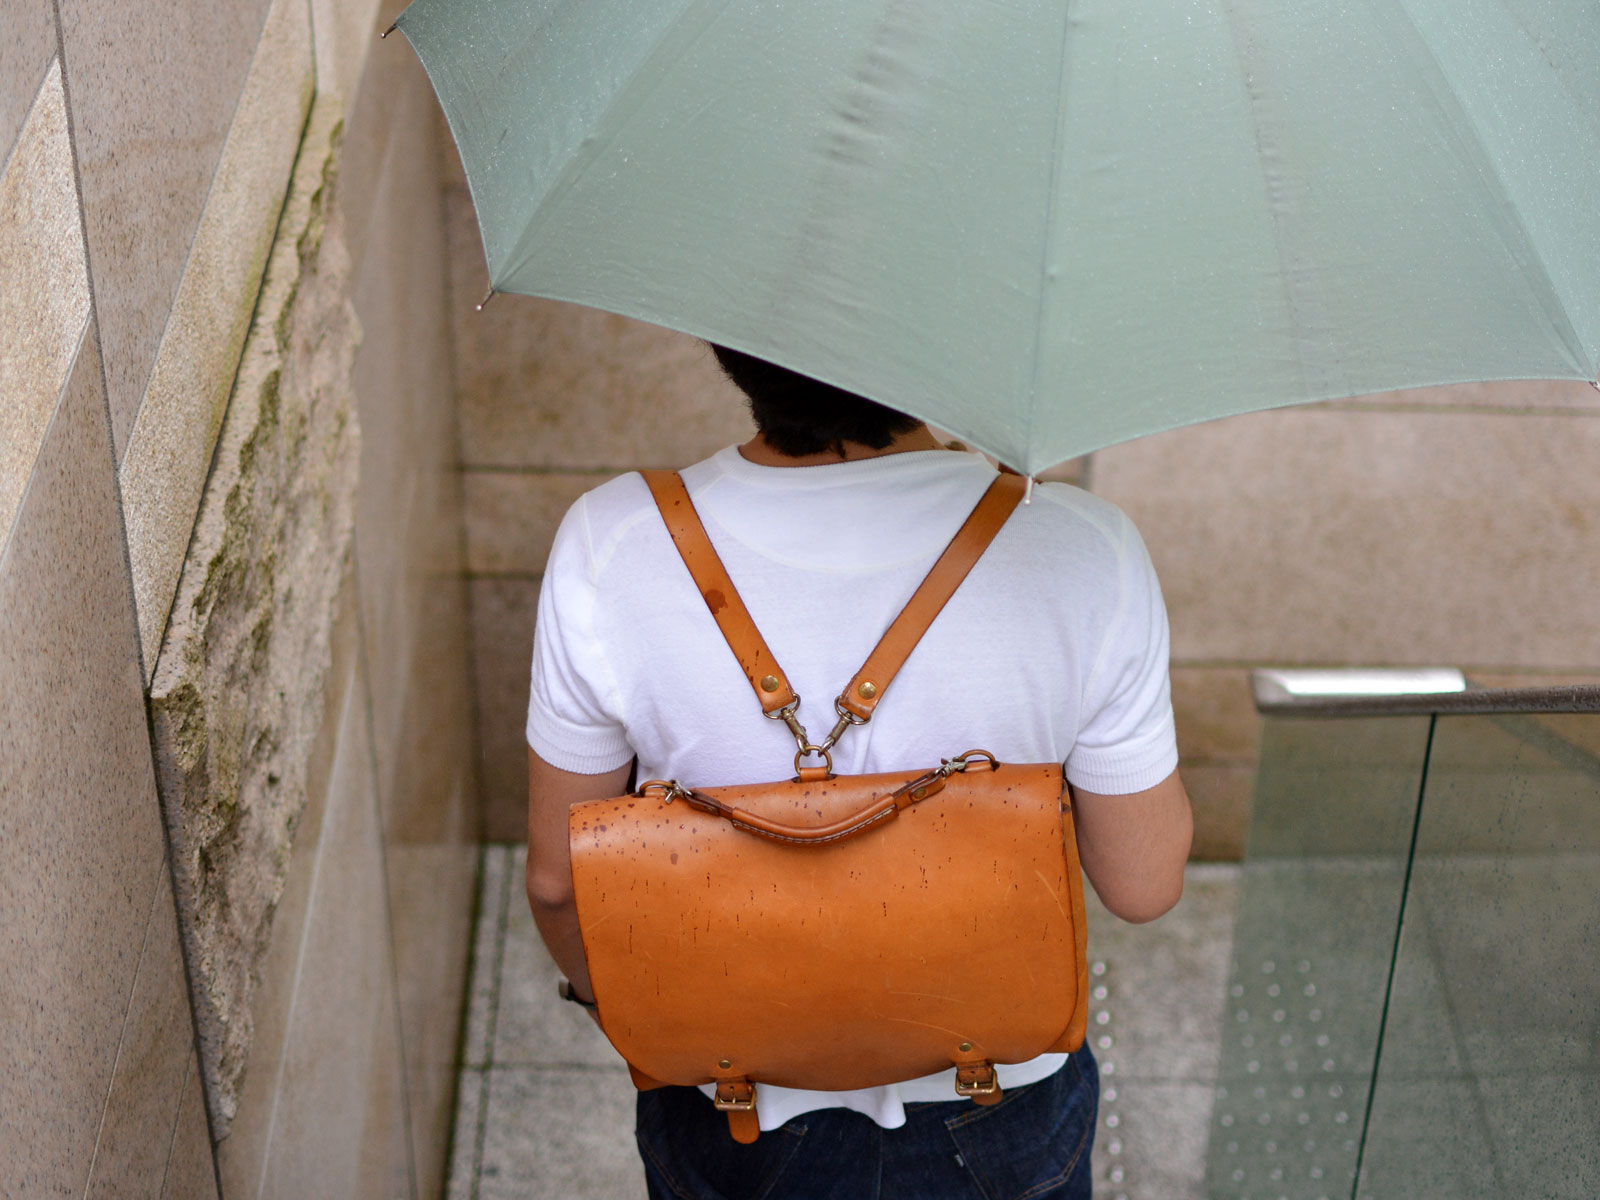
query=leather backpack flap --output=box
[569,761,1086,1092]
[568,468,1089,1100]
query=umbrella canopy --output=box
[395,0,1600,474]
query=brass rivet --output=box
[911,787,927,800]
[959,1041,973,1053]
[858,681,877,699]
[760,675,780,693]
[719,1058,732,1070]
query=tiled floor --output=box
[447,847,1241,1199]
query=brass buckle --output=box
[954,1063,999,1098]
[713,1080,756,1111]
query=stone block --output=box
[0,59,91,547]
[216,580,360,1182]
[117,0,315,664]
[470,577,541,841]
[0,0,54,173]
[0,326,169,1197]
[1091,406,1600,671]
[464,846,512,1070]
[147,99,360,1134]
[1094,1080,1215,1200]
[478,1068,643,1200]
[464,471,616,577]
[59,0,275,454]
[447,187,755,470]
[1181,764,1255,862]
[310,0,384,105]
[162,1063,221,1199]
[83,866,205,1199]
[1170,667,1261,767]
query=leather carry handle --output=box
[635,752,998,846]
[641,468,1026,724]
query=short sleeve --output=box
[525,499,635,773]
[1065,514,1179,794]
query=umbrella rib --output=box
[500,0,740,287]
[1019,0,1080,475]
[1387,0,1590,375]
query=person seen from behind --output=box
[523,344,1193,1199]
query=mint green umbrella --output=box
[394,0,1600,474]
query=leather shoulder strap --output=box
[641,470,798,713]
[642,469,1026,721]
[837,472,1025,720]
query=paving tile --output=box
[494,846,627,1071]
[463,846,512,1070]
[1083,865,1240,1085]
[0,0,54,165]
[1095,1080,1214,1200]
[469,577,541,841]
[464,471,619,577]
[0,326,169,1196]
[59,0,274,454]
[0,59,91,547]
[477,1067,643,1200]
[1091,406,1600,671]
[447,186,755,471]
[117,0,314,667]
[84,866,204,1199]
[162,1060,221,1199]
[446,1068,487,1200]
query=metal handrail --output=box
[1251,668,1600,717]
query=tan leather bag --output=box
[568,471,1089,1143]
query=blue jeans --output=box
[635,1048,1098,1200]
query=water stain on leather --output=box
[703,587,727,614]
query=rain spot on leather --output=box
[703,587,727,613]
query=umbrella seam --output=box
[500,0,740,287]
[1020,0,1080,476]
[1385,0,1590,376]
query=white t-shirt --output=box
[527,445,1178,1131]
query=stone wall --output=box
[1,0,479,1195]
[449,219,1600,855]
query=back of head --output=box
[710,344,920,458]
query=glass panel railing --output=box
[1356,711,1600,1199]
[1204,715,1432,1200]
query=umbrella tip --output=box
[1023,475,1036,505]
[476,288,495,312]
[380,20,397,38]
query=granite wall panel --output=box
[0,59,91,549]
[58,0,274,452]
[470,577,540,840]
[0,0,55,168]
[117,0,315,666]
[463,471,616,578]
[0,327,176,1195]
[345,38,480,1195]
[1092,406,1600,672]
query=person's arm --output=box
[525,748,634,1003]
[1069,768,1192,924]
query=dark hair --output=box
[710,344,920,458]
